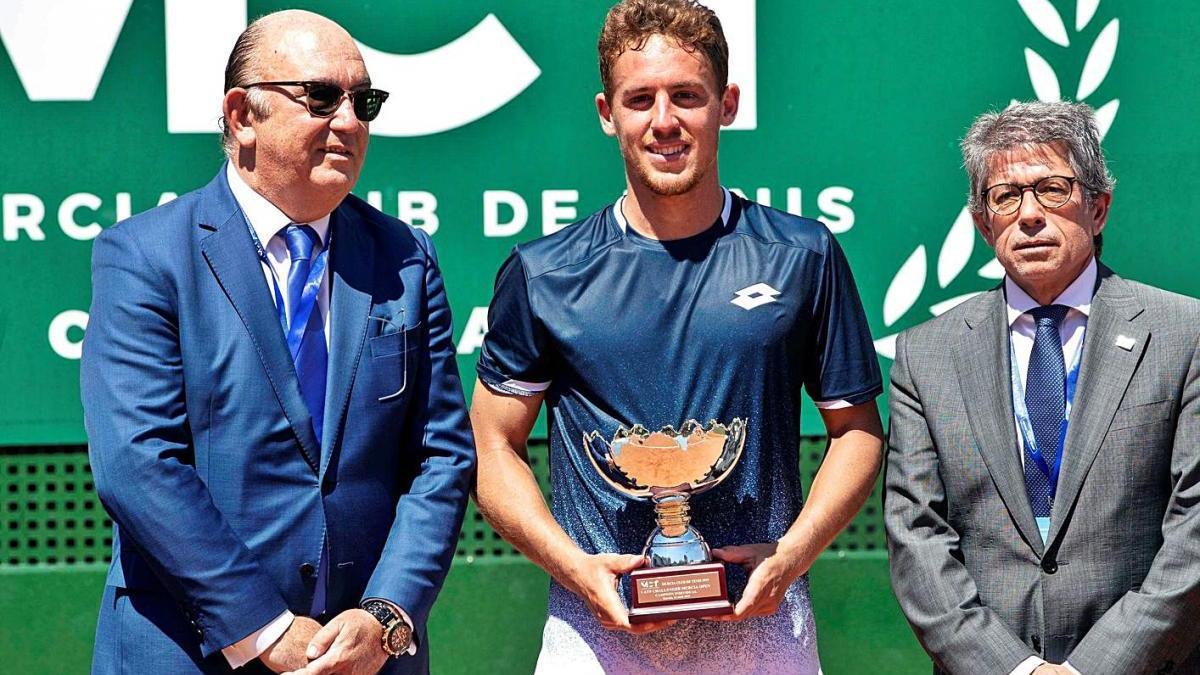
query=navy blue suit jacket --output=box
[82,168,474,673]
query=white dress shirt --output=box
[221,165,415,667]
[225,162,331,343]
[1006,257,1095,409]
[221,164,329,669]
[1003,257,1095,675]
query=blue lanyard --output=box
[245,220,330,359]
[1009,324,1084,503]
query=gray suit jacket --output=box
[884,265,1200,674]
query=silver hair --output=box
[961,100,1115,215]
[220,18,273,159]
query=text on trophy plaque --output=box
[635,569,723,604]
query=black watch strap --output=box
[361,598,413,658]
[361,599,397,627]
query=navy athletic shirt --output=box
[478,189,881,674]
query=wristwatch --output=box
[360,598,414,658]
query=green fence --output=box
[0,438,926,673]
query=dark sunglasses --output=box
[244,80,390,121]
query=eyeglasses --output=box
[243,80,389,121]
[981,175,1080,216]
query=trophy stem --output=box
[653,494,691,537]
[643,491,711,567]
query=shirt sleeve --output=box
[1008,656,1046,675]
[1007,657,1081,675]
[802,231,883,406]
[221,611,293,669]
[476,249,553,396]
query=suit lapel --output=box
[954,288,1045,554]
[1047,266,1147,544]
[197,169,321,473]
[320,204,375,478]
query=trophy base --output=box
[628,562,733,623]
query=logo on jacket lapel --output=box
[731,283,781,310]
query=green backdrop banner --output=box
[2,0,1197,444]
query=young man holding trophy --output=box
[471,1,884,672]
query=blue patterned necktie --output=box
[284,224,327,446]
[1023,304,1070,518]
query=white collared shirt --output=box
[221,163,331,669]
[225,163,331,346]
[1003,257,1094,675]
[221,165,416,667]
[1005,257,1096,461]
[1005,256,1096,393]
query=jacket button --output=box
[299,562,316,578]
[1031,635,1041,651]
[1042,559,1058,574]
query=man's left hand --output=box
[708,542,803,621]
[282,609,389,675]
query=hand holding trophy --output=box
[583,418,746,623]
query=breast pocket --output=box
[1108,399,1174,432]
[367,314,421,405]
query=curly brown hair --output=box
[597,0,728,98]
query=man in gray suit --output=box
[884,101,1200,675]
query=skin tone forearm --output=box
[781,403,885,569]
[260,616,321,672]
[473,383,882,626]
[470,385,578,577]
[470,381,670,634]
[712,402,884,619]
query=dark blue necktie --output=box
[1024,304,1070,517]
[284,224,327,446]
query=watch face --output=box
[385,621,412,655]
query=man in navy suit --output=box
[82,10,474,674]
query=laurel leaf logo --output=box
[937,207,976,289]
[883,245,927,327]
[1076,0,1100,31]
[1018,0,1070,47]
[930,292,983,317]
[1076,18,1119,99]
[873,334,898,361]
[978,258,1006,280]
[1024,48,1061,102]
[1094,98,1120,140]
[874,0,1120,360]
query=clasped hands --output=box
[564,541,804,635]
[261,609,389,675]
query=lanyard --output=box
[245,219,330,359]
[1008,323,1084,504]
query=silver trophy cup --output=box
[583,418,747,621]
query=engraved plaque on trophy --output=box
[583,418,746,623]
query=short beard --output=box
[626,152,706,197]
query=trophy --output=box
[583,418,746,623]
